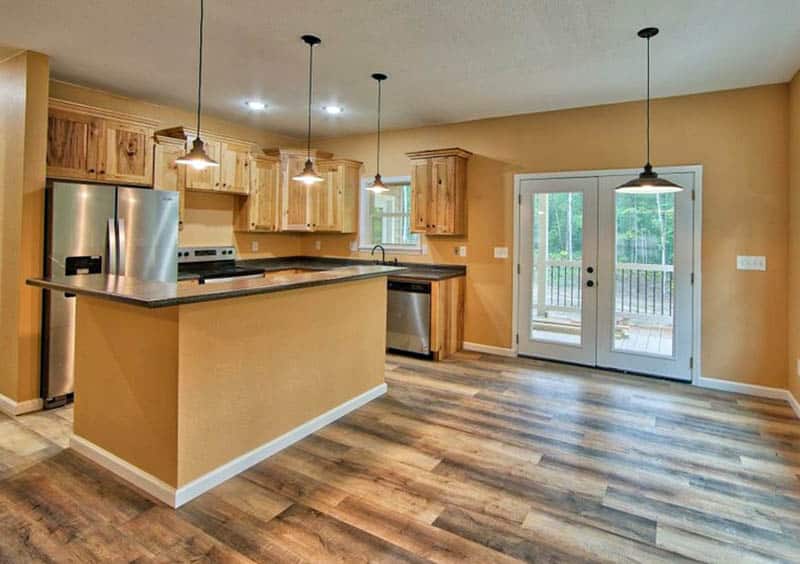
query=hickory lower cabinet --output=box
[407,148,471,236]
[429,275,466,360]
[47,99,157,186]
[234,154,281,232]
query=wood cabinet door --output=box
[100,120,154,185]
[219,142,251,194]
[184,137,221,191]
[410,159,431,233]
[313,166,341,231]
[46,109,100,180]
[282,156,313,231]
[432,157,456,234]
[153,139,186,229]
[253,158,279,231]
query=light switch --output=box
[349,240,358,252]
[250,240,259,252]
[736,255,766,271]
[494,247,509,259]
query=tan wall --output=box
[312,84,790,388]
[0,51,48,402]
[49,80,303,257]
[789,72,800,401]
[177,278,386,484]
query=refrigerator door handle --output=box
[107,218,117,274]
[117,218,127,276]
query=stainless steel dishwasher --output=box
[387,279,432,356]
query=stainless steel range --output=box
[178,246,265,284]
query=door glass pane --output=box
[613,193,675,356]
[530,192,583,345]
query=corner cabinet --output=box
[154,127,255,196]
[407,148,471,236]
[47,99,157,186]
[234,154,281,232]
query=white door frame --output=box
[512,165,703,385]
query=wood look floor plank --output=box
[0,352,798,563]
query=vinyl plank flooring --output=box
[0,352,798,563]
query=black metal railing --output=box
[535,261,674,317]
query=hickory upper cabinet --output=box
[316,159,362,233]
[47,99,157,186]
[234,154,281,232]
[153,134,187,229]
[407,148,471,235]
[265,148,332,232]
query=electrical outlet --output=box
[250,240,259,252]
[454,246,467,257]
[736,255,766,271]
[421,243,429,255]
[494,247,509,259]
[314,240,321,251]
[349,240,358,252]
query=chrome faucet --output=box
[371,244,386,265]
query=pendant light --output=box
[367,73,389,193]
[616,27,682,194]
[176,0,219,171]
[293,35,324,185]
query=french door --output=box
[517,171,695,381]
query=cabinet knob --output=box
[88,168,95,173]
[99,170,105,174]
[215,182,220,187]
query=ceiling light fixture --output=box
[367,73,389,194]
[616,27,682,194]
[175,0,219,171]
[323,105,343,114]
[292,34,324,185]
[246,100,267,111]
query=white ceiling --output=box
[2,0,800,138]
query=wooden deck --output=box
[0,353,799,562]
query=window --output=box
[359,176,421,251]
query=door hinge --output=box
[689,356,694,369]
[516,333,519,345]
[691,189,696,201]
[690,272,695,284]
[517,263,521,275]
[518,194,522,205]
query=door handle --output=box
[107,218,117,275]
[117,219,127,276]
[586,280,595,287]
[586,266,594,273]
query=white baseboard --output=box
[463,341,517,358]
[0,392,43,417]
[70,434,177,506]
[788,389,800,419]
[71,382,388,508]
[696,376,799,420]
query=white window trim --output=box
[358,175,423,253]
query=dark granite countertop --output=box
[28,265,404,308]
[225,256,466,282]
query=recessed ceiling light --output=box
[323,105,344,114]
[246,101,267,111]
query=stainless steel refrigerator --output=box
[42,182,179,407]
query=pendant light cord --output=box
[196,0,204,138]
[306,42,314,160]
[376,79,382,174]
[646,35,650,167]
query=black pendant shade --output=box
[293,34,324,185]
[176,0,218,170]
[367,73,389,193]
[616,27,681,194]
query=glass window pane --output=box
[367,183,419,247]
[530,192,583,345]
[613,192,675,356]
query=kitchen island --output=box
[28,265,401,507]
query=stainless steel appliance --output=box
[178,246,265,284]
[386,279,432,356]
[42,182,179,407]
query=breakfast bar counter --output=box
[27,268,400,507]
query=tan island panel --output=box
[175,277,387,485]
[74,297,180,486]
